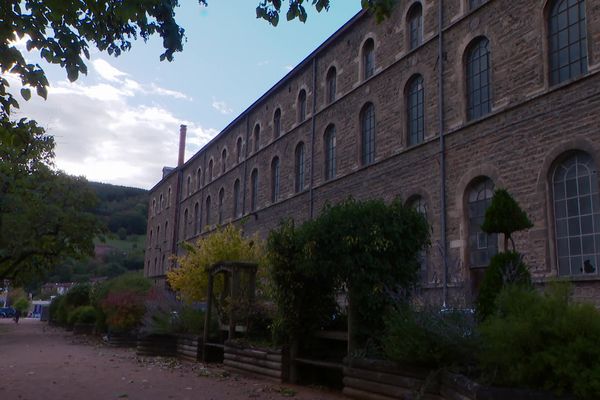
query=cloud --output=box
[150,83,191,100]
[211,98,233,115]
[10,60,215,189]
[92,59,128,82]
[284,65,294,72]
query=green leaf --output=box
[20,88,31,101]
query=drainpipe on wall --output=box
[438,0,448,308]
[309,57,317,219]
[171,125,187,270]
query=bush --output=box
[479,284,600,399]
[476,251,531,321]
[49,295,63,322]
[68,305,96,326]
[13,297,29,314]
[64,284,91,308]
[382,305,479,370]
[55,296,69,326]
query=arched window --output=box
[218,188,224,224]
[298,90,307,122]
[324,125,336,181]
[194,202,200,235]
[149,229,153,247]
[183,208,189,239]
[548,0,588,85]
[407,74,425,146]
[295,142,305,193]
[221,148,227,173]
[233,179,241,218]
[553,152,599,276]
[251,169,259,211]
[167,187,172,207]
[159,194,163,210]
[326,67,337,104]
[469,0,486,10]
[187,175,192,196]
[236,137,243,163]
[164,221,168,242]
[360,102,376,166]
[468,178,497,267]
[196,168,202,190]
[205,196,211,228]
[253,124,260,153]
[407,3,423,50]
[271,157,280,202]
[466,37,491,121]
[273,109,281,138]
[362,38,375,80]
[208,159,213,183]
[152,199,156,216]
[161,254,166,272]
[156,225,160,244]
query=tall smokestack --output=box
[178,124,187,167]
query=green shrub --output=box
[481,189,532,252]
[382,305,479,370]
[13,297,29,314]
[49,295,63,322]
[68,305,96,326]
[476,251,531,321]
[479,284,600,399]
[55,296,69,326]
[64,284,91,308]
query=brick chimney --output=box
[178,124,187,167]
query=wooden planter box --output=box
[136,334,178,357]
[107,332,137,347]
[343,359,575,400]
[343,358,442,400]
[224,340,285,382]
[176,334,201,362]
[72,323,94,335]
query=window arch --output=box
[408,195,428,280]
[253,124,260,153]
[467,177,497,267]
[236,137,243,163]
[205,196,211,228]
[271,157,280,202]
[298,89,307,122]
[295,142,305,193]
[553,151,599,276]
[233,179,241,218]
[207,159,214,183]
[362,38,375,80]
[218,188,225,224]
[196,168,202,190]
[156,225,160,244]
[194,202,200,235]
[167,187,172,207]
[183,208,189,239]
[164,221,168,242]
[548,0,588,85]
[187,175,192,196]
[159,194,164,210]
[152,199,156,216]
[273,108,281,139]
[324,125,336,181]
[407,74,425,146]
[360,102,376,166]
[251,169,259,211]
[466,37,491,121]
[407,3,423,50]
[326,67,337,104]
[221,148,227,173]
[149,229,153,247]
[469,0,486,10]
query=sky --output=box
[10,1,362,190]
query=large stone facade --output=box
[145,0,600,307]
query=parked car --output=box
[0,307,16,318]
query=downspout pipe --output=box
[438,0,448,307]
[309,57,317,219]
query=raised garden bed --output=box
[106,332,137,347]
[176,334,201,362]
[72,323,94,335]
[223,340,285,382]
[136,334,178,357]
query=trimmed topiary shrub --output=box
[476,251,531,321]
[481,189,533,252]
[480,283,600,399]
[68,305,96,326]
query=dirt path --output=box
[0,319,343,400]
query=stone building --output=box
[145,0,600,307]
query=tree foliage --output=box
[481,189,533,251]
[0,118,103,284]
[167,224,265,304]
[268,198,430,346]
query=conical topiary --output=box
[481,189,533,251]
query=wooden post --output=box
[228,269,239,340]
[289,339,299,384]
[202,272,214,362]
[347,288,355,356]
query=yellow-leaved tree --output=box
[167,224,265,304]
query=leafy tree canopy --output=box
[0,118,103,284]
[1,0,395,117]
[481,189,533,251]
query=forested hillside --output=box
[89,182,148,236]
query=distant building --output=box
[145,0,600,307]
[41,282,75,297]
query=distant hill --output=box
[88,182,149,236]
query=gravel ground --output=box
[0,318,344,400]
